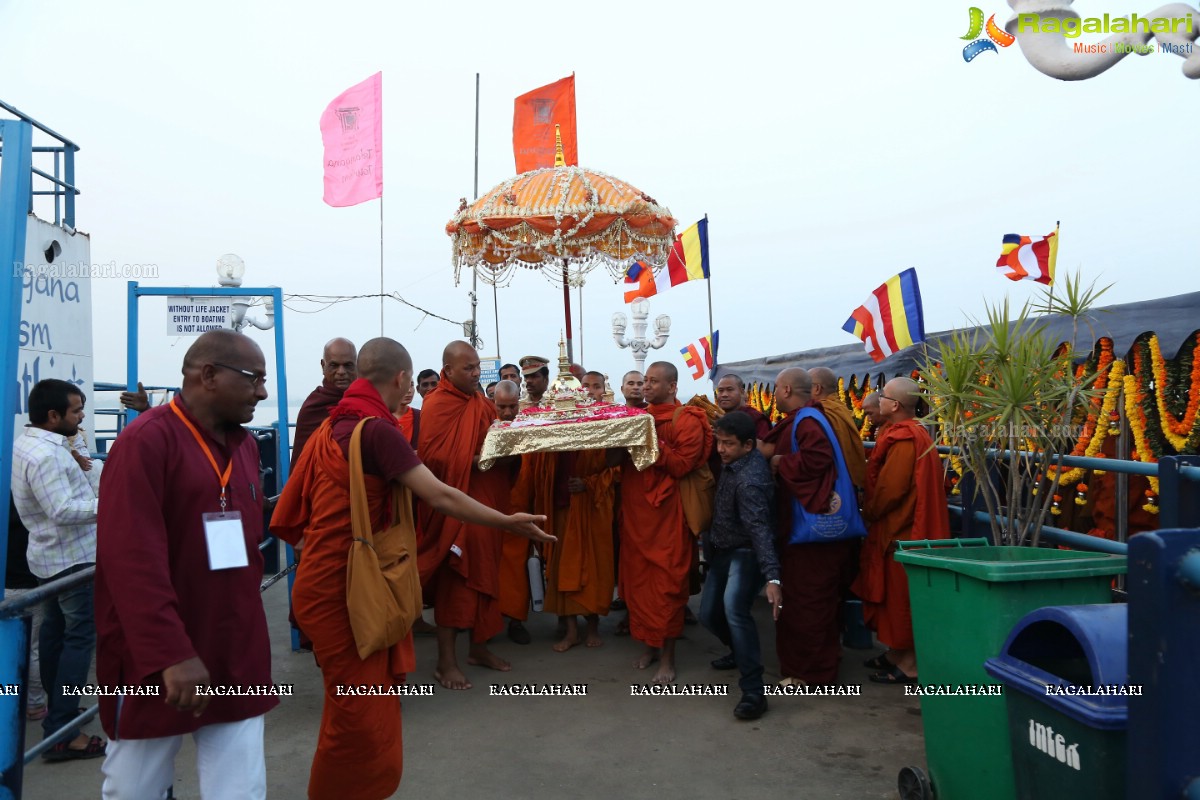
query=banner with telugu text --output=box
[320,72,383,207]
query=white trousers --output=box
[101,714,266,800]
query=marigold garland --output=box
[1148,333,1200,452]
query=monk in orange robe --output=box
[615,361,712,684]
[417,342,520,689]
[546,371,617,651]
[493,380,538,644]
[271,338,550,799]
[395,382,420,448]
[852,377,950,683]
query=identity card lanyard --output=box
[170,398,249,570]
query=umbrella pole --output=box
[562,260,573,363]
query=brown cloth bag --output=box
[672,407,716,537]
[346,418,423,659]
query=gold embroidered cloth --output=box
[478,412,659,472]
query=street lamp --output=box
[612,298,671,374]
[215,254,274,332]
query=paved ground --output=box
[20,584,927,799]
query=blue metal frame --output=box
[125,283,298,650]
[0,119,33,800]
[123,283,291,485]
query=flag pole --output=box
[704,213,715,385]
[379,194,384,336]
[470,72,481,349]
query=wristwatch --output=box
[767,579,781,586]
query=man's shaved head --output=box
[181,329,267,427]
[183,328,254,372]
[581,371,606,401]
[323,337,356,360]
[882,377,921,421]
[493,379,520,421]
[320,337,358,390]
[809,367,837,401]
[773,368,812,414]
[715,374,747,412]
[644,361,678,405]
[443,340,481,394]
[862,391,883,426]
[357,338,413,384]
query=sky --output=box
[3,0,1198,425]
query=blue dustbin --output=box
[983,605,1128,800]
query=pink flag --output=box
[320,72,383,207]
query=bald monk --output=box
[810,367,867,492]
[853,377,950,683]
[292,338,356,466]
[272,338,550,797]
[862,392,884,434]
[621,370,646,409]
[494,380,536,644]
[613,361,712,684]
[395,381,420,448]
[761,368,856,687]
[418,341,520,689]
[547,371,617,651]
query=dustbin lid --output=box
[983,604,1128,730]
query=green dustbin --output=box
[892,538,1126,800]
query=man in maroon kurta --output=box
[761,368,856,686]
[291,338,357,467]
[95,329,278,797]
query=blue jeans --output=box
[699,547,766,696]
[39,563,96,741]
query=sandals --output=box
[863,652,893,671]
[869,665,918,685]
[43,735,107,762]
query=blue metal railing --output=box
[0,100,79,228]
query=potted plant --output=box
[918,270,1111,546]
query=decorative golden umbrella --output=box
[447,167,676,287]
[446,132,676,360]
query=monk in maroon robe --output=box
[95,329,277,796]
[761,368,856,687]
[291,337,357,467]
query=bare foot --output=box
[584,615,602,647]
[585,631,603,648]
[633,647,659,670]
[553,635,582,653]
[434,666,472,690]
[467,646,512,672]
[652,662,676,685]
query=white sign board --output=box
[16,218,95,448]
[166,297,232,335]
[479,357,501,387]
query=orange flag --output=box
[513,75,577,173]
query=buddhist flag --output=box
[513,75,578,173]
[681,331,718,381]
[842,269,926,363]
[622,219,710,302]
[320,72,383,207]
[996,225,1058,285]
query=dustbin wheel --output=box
[897,766,932,800]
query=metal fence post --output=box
[0,616,31,799]
[1126,528,1200,800]
[1158,455,1200,530]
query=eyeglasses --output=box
[214,363,267,387]
[880,394,899,404]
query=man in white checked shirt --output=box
[11,379,107,761]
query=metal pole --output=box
[578,283,584,366]
[379,195,384,336]
[493,281,500,359]
[0,117,34,799]
[126,282,141,424]
[470,72,480,349]
[562,261,573,363]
